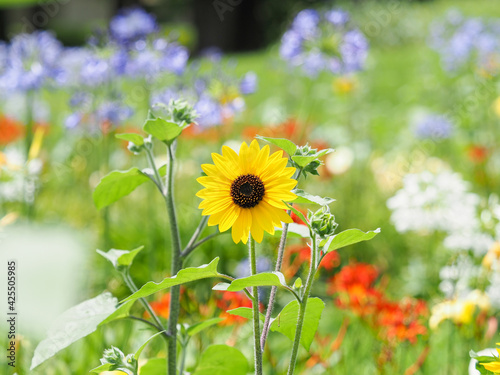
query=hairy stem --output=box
[287,235,317,375]
[249,236,263,375]
[122,271,170,342]
[165,143,183,375]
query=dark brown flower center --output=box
[230,174,265,208]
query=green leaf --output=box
[274,223,310,238]
[187,318,224,337]
[31,292,133,370]
[316,148,334,157]
[93,168,150,210]
[293,189,335,206]
[134,331,166,360]
[226,272,289,292]
[256,136,297,156]
[285,203,310,230]
[121,258,221,303]
[96,246,144,270]
[270,297,325,350]
[291,155,318,167]
[193,345,248,375]
[226,307,265,322]
[115,133,144,146]
[143,117,182,144]
[140,358,167,375]
[321,228,381,253]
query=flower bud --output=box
[101,346,137,375]
[309,206,337,238]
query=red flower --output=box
[290,206,308,226]
[0,115,24,146]
[216,291,255,326]
[467,145,489,164]
[144,293,171,319]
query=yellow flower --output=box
[480,344,500,373]
[197,140,297,244]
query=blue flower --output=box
[96,101,133,126]
[194,95,222,128]
[109,7,158,46]
[240,72,258,94]
[280,8,368,77]
[414,114,454,139]
[4,31,63,91]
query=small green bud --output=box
[309,206,338,238]
[294,277,302,289]
[101,346,137,375]
[168,99,198,126]
[127,142,143,154]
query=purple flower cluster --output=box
[280,8,368,77]
[413,113,454,139]
[150,57,257,129]
[429,10,500,74]
[109,7,158,46]
[1,31,63,92]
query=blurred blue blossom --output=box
[240,72,258,94]
[429,10,500,74]
[280,8,369,77]
[3,31,63,91]
[414,114,454,139]
[109,7,158,46]
[235,257,271,278]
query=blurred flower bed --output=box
[1,1,500,374]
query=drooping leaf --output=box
[134,331,166,360]
[115,133,144,146]
[31,292,133,370]
[226,272,289,292]
[140,358,167,375]
[143,117,182,144]
[270,297,325,350]
[187,318,224,337]
[321,228,381,253]
[96,246,145,270]
[121,258,221,303]
[293,189,335,206]
[93,168,150,210]
[274,223,310,238]
[256,136,297,156]
[193,345,248,375]
[226,307,265,322]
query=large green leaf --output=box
[227,307,265,322]
[93,168,150,210]
[293,189,335,206]
[122,258,220,303]
[31,292,134,370]
[193,345,248,375]
[321,228,381,253]
[140,358,167,375]
[256,136,297,156]
[270,297,325,350]
[291,155,318,167]
[97,246,145,270]
[187,318,224,337]
[225,272,289,292]
[143,117,182,144]
[115,133,144,146]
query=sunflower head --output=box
[196,140,297,244]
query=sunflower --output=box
[197,140,297,244]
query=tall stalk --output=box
[165,142,183,375]
[287,235,317,375]
[249,236,263,375]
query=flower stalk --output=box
[287,234,318,375]
[249,235,263,375]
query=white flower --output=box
[325,146,354,175]
[387,169,479,234]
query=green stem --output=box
[286,235,318,375]
[145,144,165,192]
[181,231,222,259]
[165,143,183,375]
[24,90,34,220]
[249,236,263,375]
[122,271,170,342]
[179,339,189,375]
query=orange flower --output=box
[468,144,489,164]
[216,291,262,326]
[144,293,171,319]
[0,115,24,145]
